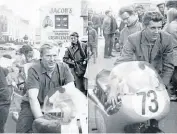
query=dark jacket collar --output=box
[140,30,161,61]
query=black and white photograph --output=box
[1,0,177,133]
[87,0,177,133]
[0,0,88,133]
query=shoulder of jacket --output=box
[160,31,171,41]
[130,31,141,37]
[128,31,142,42]
[28,60,42,74]
[56,61,68,69]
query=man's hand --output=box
[107,91,121,108]
[83,61,86,65]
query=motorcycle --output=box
[88,61,170,133]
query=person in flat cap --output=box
[87,21,98,63]
[157,2,167,27]
[135,5,145,23]
[63,32,88,96]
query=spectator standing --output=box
[87,21,98,63]
[157,3,167,28]
[63,32,88,95]
[102,10,118,58]
[135,5,145,23]
[119,6,143,53]
[99,12,105,37]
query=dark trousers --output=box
[93,27,98,34]
[75,76,87,96]
[90,44,98,58]
[16,101,34,133]
[171,66,177,95]
[0,104,10,133]
[71,68,87,96]
[103,33,114,57]
[0,87,12,133]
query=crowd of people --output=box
[1,0,177,133]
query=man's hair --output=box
[70,32,79,37]
[157,3,165,7]
[119,6,135,16]
[105,10,111,15]
[135,4,144,10]
[20,45,33,55]
[166,0,177,8]
[40,42,58,57]
[142,11,163,26]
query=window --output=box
[55,15,69,29]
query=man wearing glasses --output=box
[113,11,174,133]
[115,11,174,87]
[119,6,143,53]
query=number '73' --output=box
[137,90,159,115]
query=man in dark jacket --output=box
[0,59,13,132]
[115,11,174,87]
[103,10,118,58]
[63,32,88,95]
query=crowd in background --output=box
[88,0,177,102]
[1,0,177,133]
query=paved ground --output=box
[88,37,177,133]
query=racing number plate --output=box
[133,89,164,117]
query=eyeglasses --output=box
[70,36,77,40]
[122,16,130,23]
